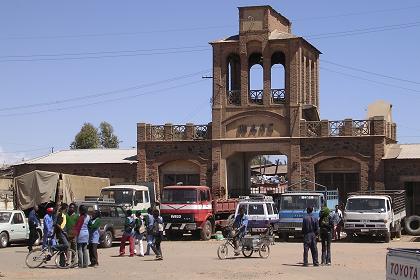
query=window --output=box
[267,204,274,215]
[135,191,144,204]
[144,191,150,203]
[387,200,391,212]
[248,204,264,215]
[200,190,209,202]
[99,206,111,217]
[116,207,126,218]
[12,213,24,224]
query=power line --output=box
[320,67,420,96]
[0,79,207,118]
[322,60,420,85]
[0,69,211,112]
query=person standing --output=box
[88,210,101,267]
[27,205,40,252]
[119,210,135,257]
[74,205,90,268]
[144,208,154,256]
[332,205,343,240]
[150,209,164,260]
[42,207,55,249]
[319,206,334,265]
[66,203,79,263]
[134,211,145,257]
[302,207,319,267]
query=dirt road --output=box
[0,237,418,280]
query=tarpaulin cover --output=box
[61,174,109,203]
[14,170,59,210]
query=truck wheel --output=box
[200,220,212,241]
[0,232,9,248]
[102,230,113,248]
[405,216,420,235]
[385,231,391,243]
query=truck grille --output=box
[279,222,302,228]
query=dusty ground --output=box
[0,236,418,280]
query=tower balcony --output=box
[137,123,212,142]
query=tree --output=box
[99,121,119,148]
[250,155,272,166]
[70,123,100,149]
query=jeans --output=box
[321,231,332,264]
[68,237,77,263]
[303,233,319,265]
[119,234,135,256]
[89,243,98,265]
[77,243,89,268]
[146,234,154,255]
[151,233,162,258]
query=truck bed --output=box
[213,199,238,214]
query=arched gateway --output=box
[137,6,397,202]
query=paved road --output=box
[0,237,418,280]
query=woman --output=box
[151,209,164,260]
[88,210,101,267]
[319,206,334,266]
[74,205,90,268]
[134,211,145,257]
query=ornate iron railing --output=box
[172,125,186,140]
[306,122,322,137]
[150,125,164,140]
[329,121,345,136]
[352,120,370,136]
[271,89,286,104]
[249,89,263,105]
[194,125,208,140]
[227,90,240,106]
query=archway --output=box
[315,158,361,203]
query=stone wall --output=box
[384,159,420,189]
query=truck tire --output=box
[405,216,420,235]
[102,230,113,248]
[385,231,391,243]
[0,232,9,248]
[200,220,212,241]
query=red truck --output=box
[160,185,238,240]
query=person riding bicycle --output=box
[233,206,248,256]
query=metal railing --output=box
[227,90,240,106]
[150,125,165,140]
[249,89,263,105]
[271,89,286,104]
[194,125,208,140]
[301,120,374,137]
[172,125,186,140]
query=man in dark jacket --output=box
[302,207,319,267]
[27,205,40,252]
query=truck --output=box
[100,185,153,213]
[160,185,238,240]
[277,190,339,240]
[344,190,406,243]
[386,248,420,280]
[0,210,42,248]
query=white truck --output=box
[0,210,41,248]
[100,185,152,214]
[386,248,420,280]
[344,190,406,243]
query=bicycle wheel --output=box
[55,249,77,269]
[217,244,228,260]
[258,244,270,259]
[242,246,253,258]
[26,248,48,268]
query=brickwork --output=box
[384,159,420,189]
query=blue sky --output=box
[1,1,420,164]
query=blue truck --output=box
[277,187,339,240]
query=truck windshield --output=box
[346,198,386,212]
[0,212,12,223]
[101,189,134,204]
[280,195,320,210]
[161,189,197,204]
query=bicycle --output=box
[25,238,77,269]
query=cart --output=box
[217,231,273,260]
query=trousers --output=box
[320,231,332,264]
[303,233,319,265]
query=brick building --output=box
[137,5,420,211]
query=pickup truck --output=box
[344,190,406,243]
[386,248,420,280]
[0,210,42,248]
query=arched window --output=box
[226,54,241,105]
[248,52,263,104]
[271,52,286,104]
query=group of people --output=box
[302,204,343,267]
[119,208,164,260]
[27,203,101,268]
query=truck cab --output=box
[100,185,151,213]
[277,190,338,239]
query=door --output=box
[113,206,126,238]
[10,213,27,240]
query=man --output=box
[145,208,154,256]
[302,207,319,267]
[319,206,334,265]
[27,205,40,252]
[119,209,136,257]
[233,206,248,256]
[43,207,55,249]
[332,205,343,240]
[66,203,79,261]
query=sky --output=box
[0,1,420,165]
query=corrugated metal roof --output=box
[14,149,137,165]
[383,144,420,159]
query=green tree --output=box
[70,123,100,149]
[250,155,272,166]
[99,121,119,148]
